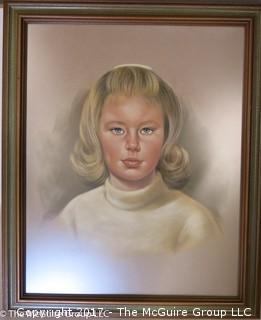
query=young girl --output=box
[59,64,220,255]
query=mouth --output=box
[122,159,142,168]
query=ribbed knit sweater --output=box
[59,173,220,255]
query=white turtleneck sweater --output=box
[59,173,220,255]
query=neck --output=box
[109,172,156,191]
[104,172,168,210]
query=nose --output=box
[125,131,140,152]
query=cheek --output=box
[150,145,163,162]
[142,139,164,162]
[99,136,123,160]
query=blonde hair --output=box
[71,65,190,188]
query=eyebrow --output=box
[105,121,125,125]
[104,120,162,127]
[139,121,161,126]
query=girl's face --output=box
[99,94,165,190]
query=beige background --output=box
[25,23,243,296]
[0,15,245,304]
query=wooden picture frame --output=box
[2,0,260,318]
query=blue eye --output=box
[140,127,154,135]
[110,128,125,135]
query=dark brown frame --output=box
[2,0,261,319]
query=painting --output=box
[2,0,261,318]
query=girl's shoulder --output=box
[164,189,222,250]
[164,188,222,232]
[61,185,104,216]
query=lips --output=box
[122,159,142,168]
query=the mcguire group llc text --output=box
[0,307,253,319]
[117,306,252,318]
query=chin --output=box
[121,174,145,182]
[121,171,153,182]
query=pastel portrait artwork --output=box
[58,64,221,255]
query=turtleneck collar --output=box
[104,173,169,210]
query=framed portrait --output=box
[2,0,261,319]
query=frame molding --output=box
[2,1,261,318]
